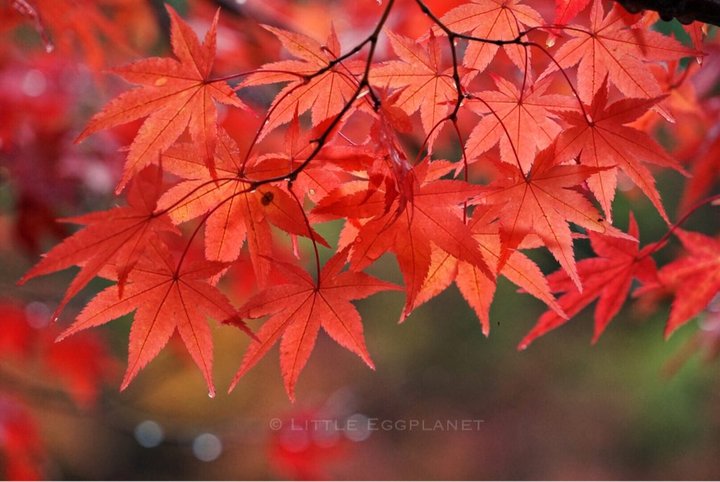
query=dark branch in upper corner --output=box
[614,0,720,26]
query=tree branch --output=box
[614,0,720,26]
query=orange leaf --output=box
[314,159,493,316]
[58,240,252,396]
[650,230,720,338]
[227,251,400,401]
[554,0,591,24]
[406,205,564,334]
[555,80,684,222]
[519,213,657,348]
[370,31,457,149]
[19,167,177,320]
[476,145,616,289]
[157,130,329,286]
[241,25,360,139]
[77,6,246,192]
[439,0,543,73]
[543,0,697,103]
[466,74,576,173]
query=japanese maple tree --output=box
[4,0,720,434]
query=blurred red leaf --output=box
[77,5,246,192]
[519,213,658,348]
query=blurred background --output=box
[1,0,720,479]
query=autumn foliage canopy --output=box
[5,0,720,412]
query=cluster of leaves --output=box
[7,0,720,404]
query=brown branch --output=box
[614,0,720,26]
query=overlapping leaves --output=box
[17,0,715,401]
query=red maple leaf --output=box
[438,0,543,73]
[19,167,177,319]
[0,303,33,357]
[58,239,253,396]
[8,0,719,405]
[555,80,685,222]
[402,205,564,334]
[268,408,351,479]
[0,302,117,407]
[643,230,720,338]
[543,0,696,103]
[76,5,246,192]
[683,22,706,54]
[369,31,458,148]
[313,159,493,316]
[241,25,360,139]
[227,250,400,400]
[44,331,118,407]
[476,145,619,288]
[519,213,657,348]
[465,74,576,173]
[157,129,329,286]
[554,0,591,24]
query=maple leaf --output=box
[644,230,720,338]
[465,74,576,173]
[554,0,591,24]
[542,0,697,103]
[438,0,543,73]
[241,25,360,138]
[157,130,329,286]
[403,205,564,334]
[369,31,457,148]
[19,167,177,319]
[519,213,657,348]
[314,159,493,316]
[554,80,684,222]
[227,251,400,400]
[76,5,246,192]
[476,145,617,289]
[58,239,252,396]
